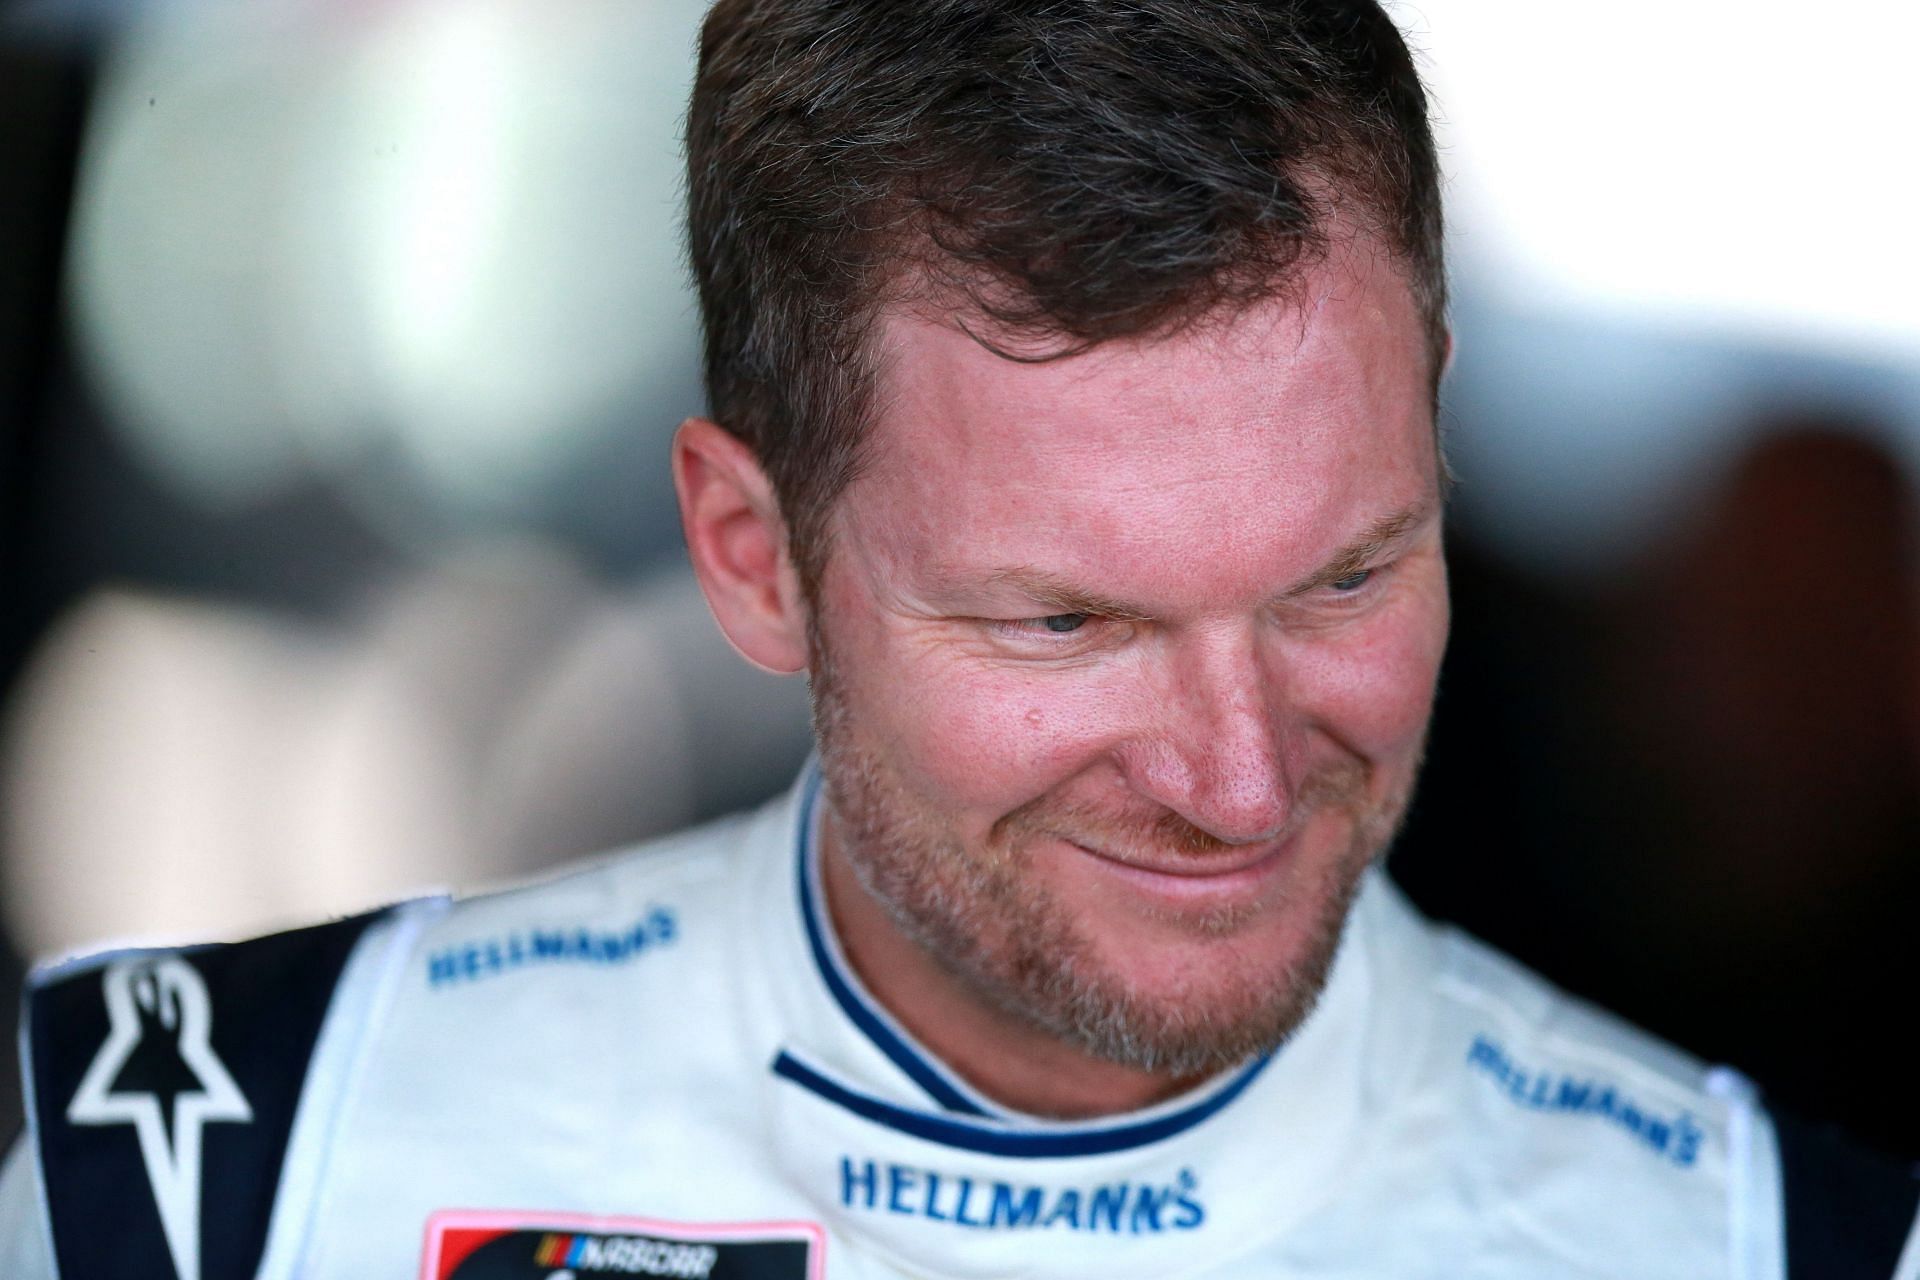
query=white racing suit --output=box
[4,768,1917,1279]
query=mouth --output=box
[1057,832,1300,905]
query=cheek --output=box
[850,638,1130,814]
[931,670,1131,804]
[1309,587,1449,757]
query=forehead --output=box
[838,247,1437,603]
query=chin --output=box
[1032,856,1369,1077]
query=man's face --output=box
[810,243,1448,1077]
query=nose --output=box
[1116,628,1298,844]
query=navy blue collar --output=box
[793,771,998,1116]
[782,767,1275,1158]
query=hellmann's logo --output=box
[427,908,679,988]
[1467,1034,1704,1167]
[838,1158,1205,1234]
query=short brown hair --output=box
[686,0,1445,586]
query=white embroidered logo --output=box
[67,956,253,1280]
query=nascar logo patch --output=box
[421,1211,824,1280]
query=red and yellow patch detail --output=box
[534,1233,577,1266]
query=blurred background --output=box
[1,0,1916,1157]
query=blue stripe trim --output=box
[772,1049,1274,1159]
[795,773,994,1117]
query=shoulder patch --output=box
[1773,1107,1920,1280]
[25,910,384,1280]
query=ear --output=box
[1438,327,1457,380]
[672,418,810,674]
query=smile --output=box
[1058,833,1299,904]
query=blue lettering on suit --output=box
[1467,1034,1705,1167]
[837,1158,1206,1233]
[425,907,679,987]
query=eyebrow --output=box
[1282,501,1432,597]
[978,499,1435,618]
[980,568,1153,621]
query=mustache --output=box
[991,756,1370,859]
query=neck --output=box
[818,814,1211,1119]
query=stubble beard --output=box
[809,628,1422,1083]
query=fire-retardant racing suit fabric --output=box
[4,769,1918,1280]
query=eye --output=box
[1329,570,1373,592]
[984,610,1111,651]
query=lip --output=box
[1058,833,1297,903]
